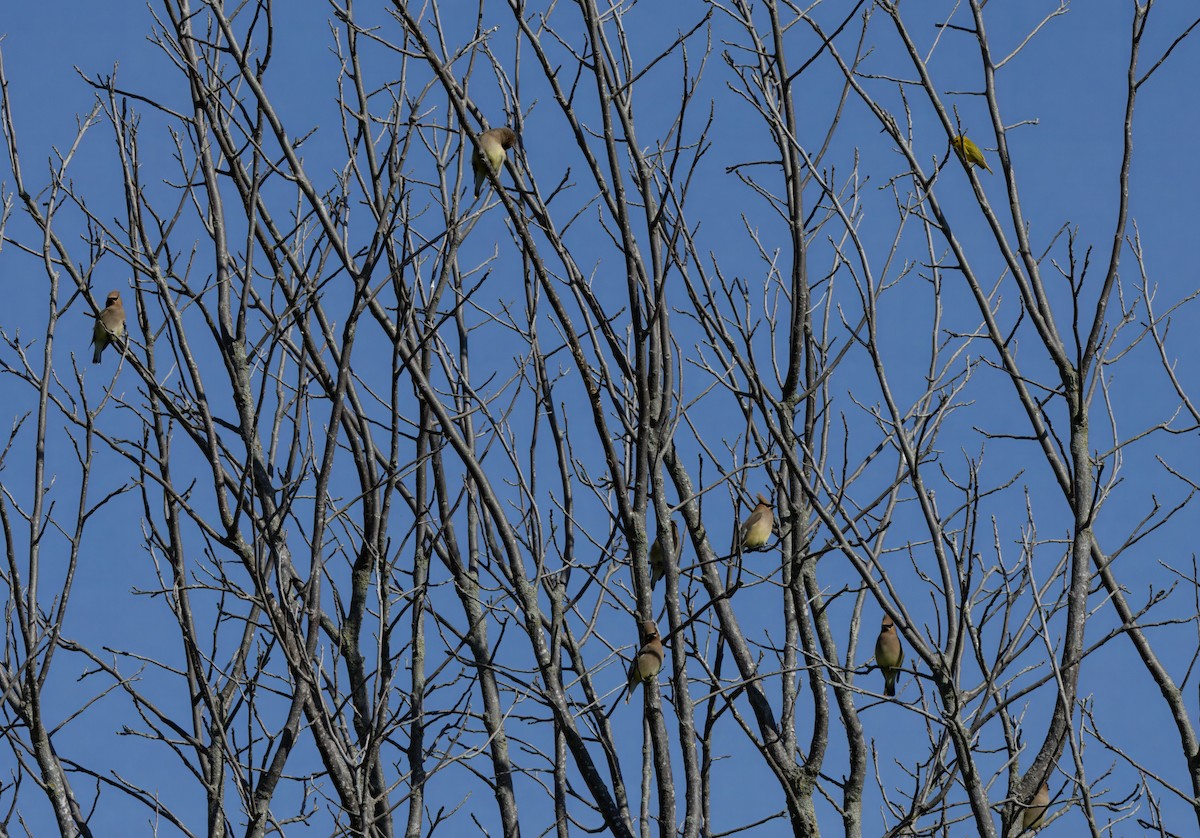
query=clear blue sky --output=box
[2,2,1198,835]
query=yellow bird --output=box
[951,134,991,173]
[472,126,519,197]
[649,520,679,591]
[91,290,126,363]
[624,619,665,703]
[1022,781,1049,832]
[739,494,773,551]
[875,614,904,698]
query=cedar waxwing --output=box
[875,614,903,698]
[951,134,991,173]
[91,290,126,364]
[739,493,773,551]
[472,127,519,197]
[1021,782,1049,832]
[649,520,679,591]
[624,619,664,703]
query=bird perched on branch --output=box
[649,520,679,590]
[624,619,664,703]
[875,614,904,698]
[951,134,991,173]
[739,494,773,552]
[472,126,519,197]
[91,290,126,364]
[1021,781,1049,832]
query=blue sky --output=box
[2,2,1199,836]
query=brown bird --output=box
[739,493,773,551]
[624,619,664,703]
[472,126,519,197]
[91,290,126,364]
[1021,781,1049,832]
[875,614,904,698]
[649,520,679,591]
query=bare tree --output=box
[1,1,1198,836]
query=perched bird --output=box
[624,619,664,703]
[875,614,904,698]
[1021,782,1049,832]
[951,134,991,173]
[91,290,126,364]
[649,520,679,591]
[472,126,519,197]
[739,493,773,551]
